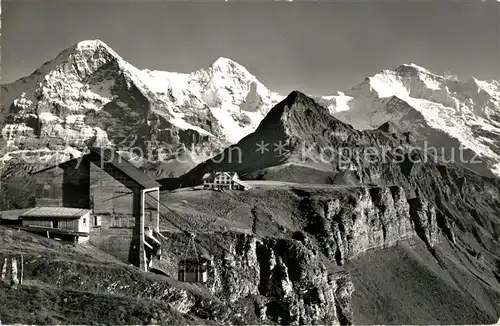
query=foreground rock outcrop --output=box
[213,234,354,325]
[156,232,354,325]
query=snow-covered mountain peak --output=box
[322,64,500,178]
[394,63,433,75]
[465,77,500,97]
[34,39,123,79]
[1,39,133,116]
[129,54,284,143]
[344,63,453,100]
[205,56,259,89]
[74,39,114,52]
[184,56,284,142]
[210,56,247,71]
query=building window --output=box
[113,216,119,227]
[53,187,62,198]
[43,184,51,198]
[36,184,44,197]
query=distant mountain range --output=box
[318,64,500,178]
[1,39,499,179]
[0,40,282,178]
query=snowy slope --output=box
[319,64,500,177]
[1,40,282,143]
[0,39,283,177]
[141,56,282,143]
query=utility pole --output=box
[0,156,5,210]
[0,163,3,210]
[20,254,23,285]
[11,257,18,288]
[1,257,6,283]
[0,121,11,210]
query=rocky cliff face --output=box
[208,234,354,325]
[152,184,442,325]
[304,187,415,265]
[4,228,354,325]
[157,232,356,325]
[3,171,499,324]
[408,195,440,248]
[294,186,442,267]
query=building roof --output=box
[234,179,250,188]
[88,147,161,189]
[20,207,91,220]
[0,209,30,220]
[32,147,161,190]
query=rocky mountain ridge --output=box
[2,41,499,179]
[0,39,283,178]
[318,63,500,177]
[172,90,421,186]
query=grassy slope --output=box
[346,239,500,325]
[0,227,222,325]
[243,164,338,185]
[0,282,200,325]
[160,186,361,235]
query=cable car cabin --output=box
[177,258,209,283]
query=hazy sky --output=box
[2,0,499,95]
